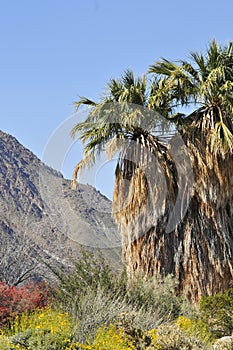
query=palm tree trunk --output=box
[113,109,233,302]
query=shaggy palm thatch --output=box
[71,41,233,302]
[113,108,233,302]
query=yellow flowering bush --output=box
[2,307,74,349]
[148,325,214,349]
[65,325,162,350]
[76,325,165,350]
[176,315,213,342]
[147,329,161,349]
[63,324,134,350]
[0,311,213,350]
[92,324,134,350]
[0,333,19,349]
[9,306,72,335]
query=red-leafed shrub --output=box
[0,281,50,325]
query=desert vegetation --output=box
[1,40,233,348]
[0,250,232,349]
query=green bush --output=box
[53,249,186,316]
[176,316,213,343]
[125,273,185,318]
[71,285,163,343]
[51,249,115,312]
[200,288,233,337]
[49,248,190,343]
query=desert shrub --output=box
[89,324,161,350]
[91,324,134,350]
[51,249,188,343]
[66,322,211,350]
[0,333,18,350]
[153,323,208,349]
[71,285,160,343]
[53,249,186,314]
[6,307,74,349]
[71,274,184,342]
[68,324,159,350]
[0,306,217,350]
[125,273,185,319]
[0,280,50,325]
[51,249,115,313]
[176,316,213,343]
[200,288,233,338]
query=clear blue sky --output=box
[1,0,232,198]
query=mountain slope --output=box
[0,130,121,284]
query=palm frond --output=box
[190,52,206,78]
[207,39,220,69]
[72,160,84,188]
[214,121,233,155]
[74,96,96,111]
[122,69,135,87]
[150,40,233,120]
[180,61,200,82]
[149,58,179,76]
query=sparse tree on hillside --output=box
[0,230,39,286]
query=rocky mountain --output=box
[0,130,121,284]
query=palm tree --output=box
[71,69,178,267]
[72,41,233,302]
[146,40,233,301]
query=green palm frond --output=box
[190,52,207,78]
[71,69,172,183]
[148,40,233,153]
[122,69,135,87]
[149,59,198,108]
[74,97,97,111]
[180,61,200,82]
[207,39,220,69]
[149,58,179,76]
[214,121,233,155]
[226,41,233,55]
[150,40,233,109]
[219,81,233,108]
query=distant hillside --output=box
[0,130,121,284]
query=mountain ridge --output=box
[0,130,121,284]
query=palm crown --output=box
[72,41,233,185]
[149,40,233,153]
[149,40,233,112]
[71,70,165,186]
